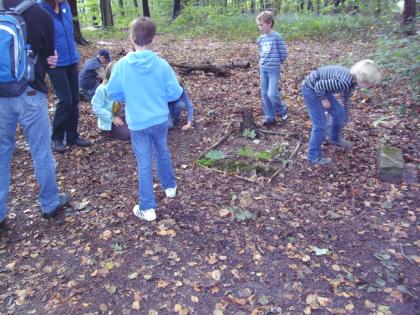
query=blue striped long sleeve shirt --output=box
[304,65,356,122]
[257,31,288,70]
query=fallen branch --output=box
[198,123,234,160]
[269,135,303,184]
[170,61,250,77]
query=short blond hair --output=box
[130,17,156,47]
[256,11,275,28]
[350,59,381,86]
[103,61,117,84]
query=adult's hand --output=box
[112,117,125,127]
[47,50,58,68]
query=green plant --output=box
[238,146,255,158]
[242,128,257,139]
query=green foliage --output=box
[205,150,226,160]
[197,158,216,167]
[242,128,257,139]
[238,146,255,158]
[228,206,256,222]
[375,31,419,106]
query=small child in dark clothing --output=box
[168,89,194,131]
[301,59,381,166]
[79,49,111,101]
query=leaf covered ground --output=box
[0,35,419,315]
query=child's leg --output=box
[326,95,345,142]
[260,68,275,121]
[268,68,287,118]
[151,121,176,190]
[131,129,157,210]
[302,84,327,162]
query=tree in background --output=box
[401,0,416,35]
[100,0,114,28]
[142,0,151,17]
[69,0,88,44]
[172,0,181,20]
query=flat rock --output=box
[378,145,404,182]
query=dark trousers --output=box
[48,63,80,143]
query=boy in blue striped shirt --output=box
[302,60,381,166]
[256,11,288,126]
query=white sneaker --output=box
[132,205,156,221]
[165,186,177,198]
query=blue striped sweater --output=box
[257,31,288,70]
[304,65,356,122]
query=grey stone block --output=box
[378,145,404,182]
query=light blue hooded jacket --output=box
[91,84,114,131]
[106,50,183,131]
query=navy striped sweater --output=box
[257,31,288,70]
[304,65,356,122]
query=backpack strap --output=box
[12,0,35,15]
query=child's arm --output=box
[180,89,194,131]
[341,89,353,123]
[164,61,183,102]
[277,35,288,64]
[91,86,114,123]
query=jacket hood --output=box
[126,50,158,74]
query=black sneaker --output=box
[262,119,276,127]
[42,193,69,219]
[0,218,7,229]
[67,137,92,147]
[52,140,66,153]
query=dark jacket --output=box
[79,57,103,90]
[41,0,79,67]
[4,0,55,93]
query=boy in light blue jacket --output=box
[106,17,182,222]
[91,61,130,141]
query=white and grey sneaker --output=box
[133,205,156,221]
[165,186,177,198]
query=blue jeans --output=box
[302,83,345,162]
[0,87,61,222]
[48,63,80,143]
[260,67,287,120]
[131,121,176,210]
[168,100,185,128]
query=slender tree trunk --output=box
[401,0,416,35]
[250,0,255,13]
[100,0,113,28]
[142,0,151,17]
[172,0,181,20]
[133,0,138,8]
[273,0,281,16]
[68,0,88,45]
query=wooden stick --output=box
[197,123,234,160]
[269,136,303,184]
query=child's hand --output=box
[47,50,58,68]
[112,117,124,127]
[181,122,192,131]
[322,99,331,109]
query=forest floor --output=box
[0,34,419,315]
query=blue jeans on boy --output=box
[260,67,287,121]
[131,121,176,210]
[301,83,345,163]
[0,87,61,222]
[48,63,80,143]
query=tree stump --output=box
[378,145,404,182]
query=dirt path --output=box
[0,36,418,315]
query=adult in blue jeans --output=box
[41,0,91,153]
[0,0,69,227]
[301,60,381,166]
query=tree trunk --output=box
[142,0,151,17]
[68,0,88,45]
[401,0,416,35]
[172,0,181,20]
[273,0,281,16]
[100,0,114,28]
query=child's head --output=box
[350,59,381,88]
[130,17,156,48]
[256,11,275,32]
[103,61,117,84]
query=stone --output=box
[378,145,404,182]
